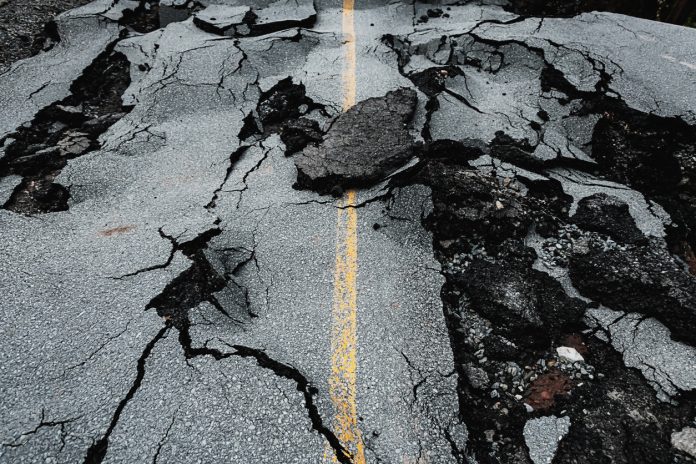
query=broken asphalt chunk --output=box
[193,0,315,37]
[571,193,645,244]
[294,88,418,193]
[193,5,256,37]
[251,0,316,35]
[569,240,696,345]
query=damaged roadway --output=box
[2,1,696,464]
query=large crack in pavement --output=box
[0,45,132,214]
[3,1,696,464]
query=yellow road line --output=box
[341,0,357,112]
[326,1,365,463]
[329,191,364,463]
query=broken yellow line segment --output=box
[327,0,365,463]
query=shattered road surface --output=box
[1,1,696,463]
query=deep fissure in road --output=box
[0,45,131,214]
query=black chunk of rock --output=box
[418,139,483,162]
[455,258,586,349]
[4,177,70,214]
[294,88,418,193]
[490,131,545,172]
[280,118,323,155]
[427,8,444,18]
[569,240,696,345]
[572,193,645,244]
[589,105,696,258]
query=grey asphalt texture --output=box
[2,1,696,463]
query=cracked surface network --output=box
[2,1,696,464]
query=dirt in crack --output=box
[0,46,131,214]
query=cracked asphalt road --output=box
[2,1,696,463]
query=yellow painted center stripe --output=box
[341,0,357,112]
[326,1,365,463]
[329,191,364,463]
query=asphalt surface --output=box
[2,1,696,464]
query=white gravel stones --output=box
[556,346,584,363]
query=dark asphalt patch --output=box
[569,239,696,345]
[588,106,696,262]
[294,88,418,193]
[257,78,319,130]
[553,336,696,464]
[394,148,590,461]
[280,117,323,156]
[239,77,326,148]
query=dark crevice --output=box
[146,248,232,357]
[0,43,132,214]
[224,343,353,464]
[239,76,329,163]
[255,77,326,137]
[145,224,252,359]
[83,326,169,464]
